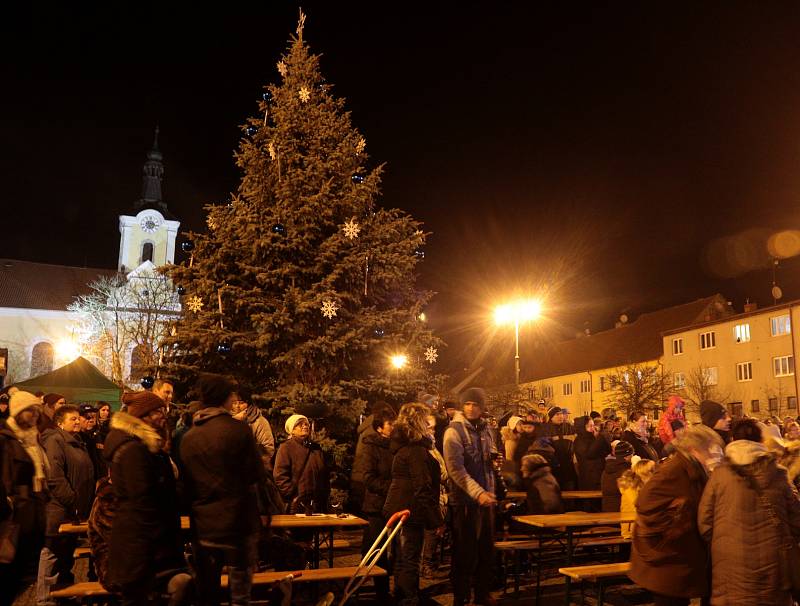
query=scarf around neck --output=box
[7,417,49,492]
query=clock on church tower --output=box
[117,128,180,274]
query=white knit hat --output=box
[285,414,309,434]
[507,415,523,432]
[9,390,42,418]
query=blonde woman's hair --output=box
[632,459,656,483]
[672,423,723,454]
[395,402,432,443]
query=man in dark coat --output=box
[105,391,185,606]
[179,374,267,606]
[274,414,330,513]
[0,391,48,606]
[700,400,732,445]
[352,408,395,598]
[36,405,95,602]
[629,424,724,606]
[536,407,578,490]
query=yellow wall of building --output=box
[662,304,799,419]
[521,359,662,416]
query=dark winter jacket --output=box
[180,407,266,543]
[104,412,183,589]
[88,476,118,591]
[443,412,496,506]
[274,436,330,512]
[629,451,710,599]
[699,441,800,606]
[622,430,660,462]
[352,432,393,515]
[601,456,630,512]
[80,430,107,481]
[383,431,443,529]
[42,427,95,535]
[0,418,47,545]
[512,431,536,473]
[536,422,577,489]
[573,419,609,490]
[520,455,563,515]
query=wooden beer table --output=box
[61,514,367,569]
[506,490,602,500]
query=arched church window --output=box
[129,343,150,383]
[30,342,54,378]
[141,242,154,264]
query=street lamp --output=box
[390,354,409,370]
[494,299,542,385]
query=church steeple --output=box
[134,126,168,214]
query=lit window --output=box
[580,379,591,393]
[734,323,750,343]
[672,338,684,355]
[674,372,686,388]
[736,362,752,382]
[771,314,791,336]
[700,331,716,350]
[703,367,719,385]
[774,355,795,377]
[563,383,573,396]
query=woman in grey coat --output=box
[698,420,800,606]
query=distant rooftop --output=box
[0,259,118,311]
[521,294,731,382]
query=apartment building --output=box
[663,301,800,418]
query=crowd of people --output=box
[2,379,800,606]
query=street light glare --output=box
[390,354,408,369]
[494,299,542,325]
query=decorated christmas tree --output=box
[164,12,442,446]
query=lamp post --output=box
[494,299,542,385]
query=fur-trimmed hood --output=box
[105,411,163,455]
[725,439,770,466]
[770,438,800,485]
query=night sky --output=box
[6,2,800,378]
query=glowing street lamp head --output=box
[494,299,542,325]
[390,354,409,370]
[56,339,81,362]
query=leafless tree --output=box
[604,363,671,417]
[682,364,730,417]
[69,266,180,386]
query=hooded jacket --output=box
[443,411,496,506]
[629,451,710,598]
[520,455,563,515]
[180,407,266,543]
[352,432,393,515]
[573,417,609,490]
[657,397,686,445]
[601,456,630,512]
[0,418,47,542]
[103,412,183,589]
[234,404,275,467]
[42,427,95,535]
[382,430,443,529]
[698,440,800,606]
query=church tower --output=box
[117,128,180,273]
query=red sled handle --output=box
[386,509,410,529]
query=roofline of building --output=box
[662,298,800,337]
[0,258,118,273]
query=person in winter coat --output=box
[180,375,268,606]
[232,390,275,468]
[351,408,395,598]
[698,419,800,606]
[383,403,444,606]
[622,411,660,462]
[520,453,563,514]
[274,414,330,513]
[601,440,633,512]
[443,387,497,606]
[36,393,64,435]
[617,458,655,539]
[104,390,186,606]
[658,395,686,447]
[36,405,96,603]
[629,424,724,606]
[573,416,609,490]
[536,407,577,490]
[0,391,49,606]
[700,400,732,446]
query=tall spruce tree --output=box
[164,13,442,445]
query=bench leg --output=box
[514,549,520,599]
[564,576,571,606]
[597,580,605,606]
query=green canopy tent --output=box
[14,356,122,409]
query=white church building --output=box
[0,130,180,387]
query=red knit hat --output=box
[122,391,165,418]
